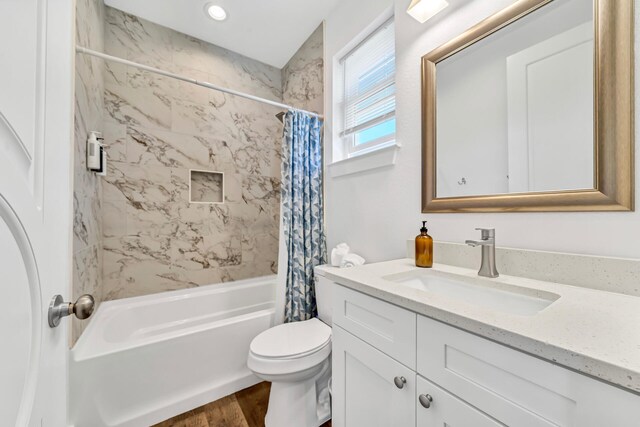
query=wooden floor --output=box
[153,382,332,427]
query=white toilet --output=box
[247,266,333,427]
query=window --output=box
[340,18,396,157]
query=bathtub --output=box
[69,275,276,427]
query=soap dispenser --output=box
[415,221,433,268]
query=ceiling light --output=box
[407,0,448,23]
[206,4,227,21]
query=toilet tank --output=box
[314,265,333,325]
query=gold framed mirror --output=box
[421,0,633,212]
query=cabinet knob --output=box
[419,394,433,409]
[393,376,407,389]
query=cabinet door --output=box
[416,376,502,427]
[332,325,415,427]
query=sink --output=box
[383,271,559,316]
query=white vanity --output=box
[324,260,640,426]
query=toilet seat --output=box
[251,318,331,359]
[248,318,332,377]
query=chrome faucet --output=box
[465,228,499,278]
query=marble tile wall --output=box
[101,8,285,299]
[72,6,324,311]
[73,0,105,343]
[190,171,224,203]
[282,24,324,114]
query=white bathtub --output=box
[69,275,276,427]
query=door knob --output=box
[48,294,95,327]
[394,376,407,389]
[419,394,433,408]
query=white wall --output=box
[325,0,640,261]
[437,33,511,198]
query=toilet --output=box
[247,266,333,427]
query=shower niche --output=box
[189,170,225,204]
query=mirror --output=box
[438,0,593,198]
[421,0,633,212]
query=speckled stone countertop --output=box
[321,259,640,394]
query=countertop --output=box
[321,259,640,394]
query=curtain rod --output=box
[76,46,324,120]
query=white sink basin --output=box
[383,270,559,316]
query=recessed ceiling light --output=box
[206,4,227,21]
[407,0,448,23]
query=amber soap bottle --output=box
[415,221,433,268]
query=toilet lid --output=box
[250,318,331,359]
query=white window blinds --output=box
[341,19,395,138]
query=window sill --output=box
[328,143,400,178]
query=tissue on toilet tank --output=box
[331,243,350,266]
[340,253,365,268]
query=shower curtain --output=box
[280,110,327,322]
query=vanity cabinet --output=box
[331,283,640,427]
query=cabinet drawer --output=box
[333,285,416,369]
[416,375,501,427]
[417,315,640,427]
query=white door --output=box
[0,0,75,425]
[506,21,594,193]
[332,325,415,427]
[416,376,502,427]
